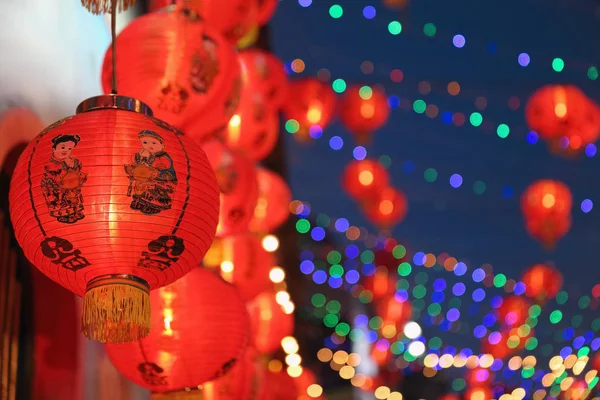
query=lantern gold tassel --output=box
[81,0,136,14]
[151,390,206,399]
[82,275,150,343]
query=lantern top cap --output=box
[76,94,154,117]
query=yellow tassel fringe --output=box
[82,281,150,343]
[152,390,205,400]
[81,0,136,14]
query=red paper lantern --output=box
[295,369,324,400]
[362,187,408,229]
[255,0,279,25]
[248,291,294,354]
[106,268,249,394]
[521,180,572,248]
[525,85,600,152]
[216,233,276,302]
[465,368,492,387]
[249,167,292,233]
[148,0,258,43]
[521,264,563,303]
[375,295,412,329]
[341,159,389,201]
[496,296,531,326]
[9,95,219,343]
[362,266,397,301]
[283,78,336,142]
[0,108,43,174]
[202,139,259,237]
[238,49,289,109]
[371,344,392,367]
[259,370,298,400]
[338,85,390,144]
[464,386,492,400]
[102,6,241,134]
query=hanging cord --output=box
[110,0,118,94]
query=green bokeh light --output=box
[296,219,310,233]
[359,85,373,100]
[413,99,427,114]
[316,213,330,227]
[549,310,563,324]
[469,112,483,127]
[327,251,342,265]
[360,250,375,264]
[329,264,344,278]
[588,66,599,80]
[329,4,343,18]
[285,119,300,133]
[413,285,427,299]
[379,155,392,168]
[393,245,407,259]
[497,123,510,138]
[311,293,326,307]
[473,180,486,195]
[424,168,438,182]
[493,274,507,288]
[552,58,565,72]
[324,314,339,327]
[398,262,412,277]
[556,291,568,304]
[335,323,351,336]
[423,23,436,37]
[388,21,402,35]
[332,78,346,93]
[326,300,341,314]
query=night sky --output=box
[271,0,600,291]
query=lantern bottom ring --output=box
[82,274,151,344]
[151,388,205,399]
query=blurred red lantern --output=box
[295,369,324,400]
[106,268,249,393]
[249,167,292,233]
[362,187,408,230]
[202,139,259,237]
[376,296,412,329]
[9,95,219,343]
[255,0,279,25]
[217,233,276,301]
[148,0,258,43]
[496,296,531,326]
[362,266,397,300]
[521,179,572,248]
[338,85,390,144]
[103,6,241,135]
[0,108,43,174]
[525,85,600,152]
[465,368,493,387]
[481,327,532,359]
[341,159,389,200]
[238,49,289,109]
[248,291,294,354]
[439,396,460,400]
[220,55,280,161]
[260,370,299,400]
[371,344,392,367]
[464,386,493,400]
[521,264,563,303]
[283,78,336,142]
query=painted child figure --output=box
[125,130,178,215]
[41,134,87,224]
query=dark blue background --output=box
[271,0,600,290]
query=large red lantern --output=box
[9,95,219,343]
[338,85,390,144]
[249,167,292,233]
[248,291,294,354]
[283,78,337,142]
[362,187,408,230]
[202,139,259,237]
[215,233,276,302]
[148,0,258,43]
[102,6,241,134]
[521,179,572,248]
[0,108,43,174]
[106,268,249,395]
[341,159,389,200]
[521,263,563,303]
[525,85,600,152]
[238,49,289,109]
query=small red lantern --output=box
[260,370,299,400]
[238,49,289,109]
[249,167,292,233]
[521,179,572,248]
[248,291,294,354]
[375,295,412,329]
[106,268,249,394]
[202,139,259,237]
[496,296,531,326]
[283,78,336,142]
[338,85,390,144]
[0,108,43,174]
[341,159,389,200]
[371,345,392,367]
[216,233,276,302]
[295,369,324,400]
[464,386,492,400]
[362,187,408,230]
[525,85,600,152]
[103,6,241,134]
[255,0,279,25]
[362,266,397,300]
[148,0,258,43]
[9,95,219,343]
[521,264,563,303]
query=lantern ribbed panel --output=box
[338,85,390,143]
[102,7,241,131]
[202,140,258,237]
[341,159,389,200]
[283,78,336,133]
[9,109,219,296]
[238,50,288,109]
[149,0,258,43]
[248,292,294,354]
[219,233,275,301]
[249,167,291,234]
[106,268,250,392]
